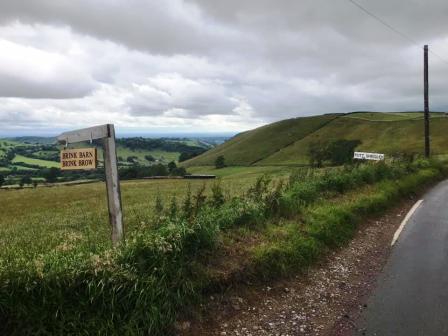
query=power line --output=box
[346,0,448,65]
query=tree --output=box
[0,174,4,187]
[145,155,155,162]
[42,167,60,183]
[5,150,15,162]
[148,164,168,177]
[179,152,191,162]
[178,149,207,162]
[20,176,32,185]
[167,161,177,173]
[215,155,226,169]
[308,142,327,167]
[326,140,361,165]
[170,167,187,176]
[308,139,361,167]
[126,156,138,164]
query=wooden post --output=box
[424,45,430,158]
[57,123,124,246]
[103,124,124,245]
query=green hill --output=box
[184,112,448,167]
[182,114,340,166]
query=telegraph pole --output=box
[424,45,430,158]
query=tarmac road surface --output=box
[356,180,448,335]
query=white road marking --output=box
[391,200,423,246]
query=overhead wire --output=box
[346,0,448,65]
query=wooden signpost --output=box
[354,151,385,161]
[57,124,123,246]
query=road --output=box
[356,180,448,335]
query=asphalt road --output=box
[356,180,448,336]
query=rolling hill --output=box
[183,112,448,167]
[181,114,340,166]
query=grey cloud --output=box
[0,0,241,55]
[1,0,448,132]
[125,75,238,118]
[0,73,95,99]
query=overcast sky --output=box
[0,0,447,136]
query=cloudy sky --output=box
[0,0,447,136]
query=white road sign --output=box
[354,152,385,161]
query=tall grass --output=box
[0,160,445,335]
[253,162,445,278]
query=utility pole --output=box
[424,45,430,158]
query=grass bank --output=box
[252,163,444,278]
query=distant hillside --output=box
[182,114,341,166]
[9,136,56,145]
[183,112,448,167]
[0,136,213,171]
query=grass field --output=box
[0,170,270,259]
[343,111,446,121]
[187,165,298,178]
[1,160,445,335]
[12,154,60,168]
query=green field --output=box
[187,165,298,178]
[0,160,446,335]
[12,154,60,168]
[0,137,209,173]
[114,147,180,164]
[0,170,272,258]
[184,112,448,167]
[343,111,446,121]
[63,142,181,165]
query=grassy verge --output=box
[0,160,445,335]
[252,163,444,278]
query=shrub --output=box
[215,155,225,169]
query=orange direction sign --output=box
[60,148,97,170]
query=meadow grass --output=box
[0,174,264,260]
[0,161,445,335]
[252,164,444,278]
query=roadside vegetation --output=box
[1,158,445,335]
